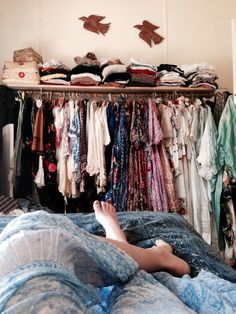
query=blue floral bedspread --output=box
[0,210,235,313]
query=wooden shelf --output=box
[5,84,216,95]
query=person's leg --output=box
[93,201,190,277]
[104,237,190,276]
[93,200,127,242]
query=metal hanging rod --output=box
[5,84,216,96]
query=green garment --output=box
[211,95,236,249]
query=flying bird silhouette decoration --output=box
[79,15,111,36]
[134,20,164,47]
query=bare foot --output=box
[148,241,190,276]
[93,201,127,242]
[155,239,173,254]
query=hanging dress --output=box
[105,97,130,211]
[127,100,148,211]
[147,99,168,212]
[211,95,236,249]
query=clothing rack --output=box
[6,84,216,97]
[3,82,224,244]
[231,19,236,103]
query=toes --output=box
[106,201,115,213]
[155,239,164,245]
[101,201,106,211]
[97,201,116,214]
[110,205,116,214]
[155,239,168,246]
[155,239,173,253]
[93,200,101,211]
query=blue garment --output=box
[105,98,130,211]
[68,110,81,171]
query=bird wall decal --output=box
[134,20,164,47]
[79,15,111,36]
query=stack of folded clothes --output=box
[128,58,157,87]
[13,47,43,64]
[156,64,186,87]
[39,60,71,85]
[70,52,102,86]
[2,61,40,85]
[100,58,130,87]
[180,62,218,89]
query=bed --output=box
[0,209,235,313]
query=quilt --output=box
[0,210,235,313]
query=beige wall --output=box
[0,0,235,90]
